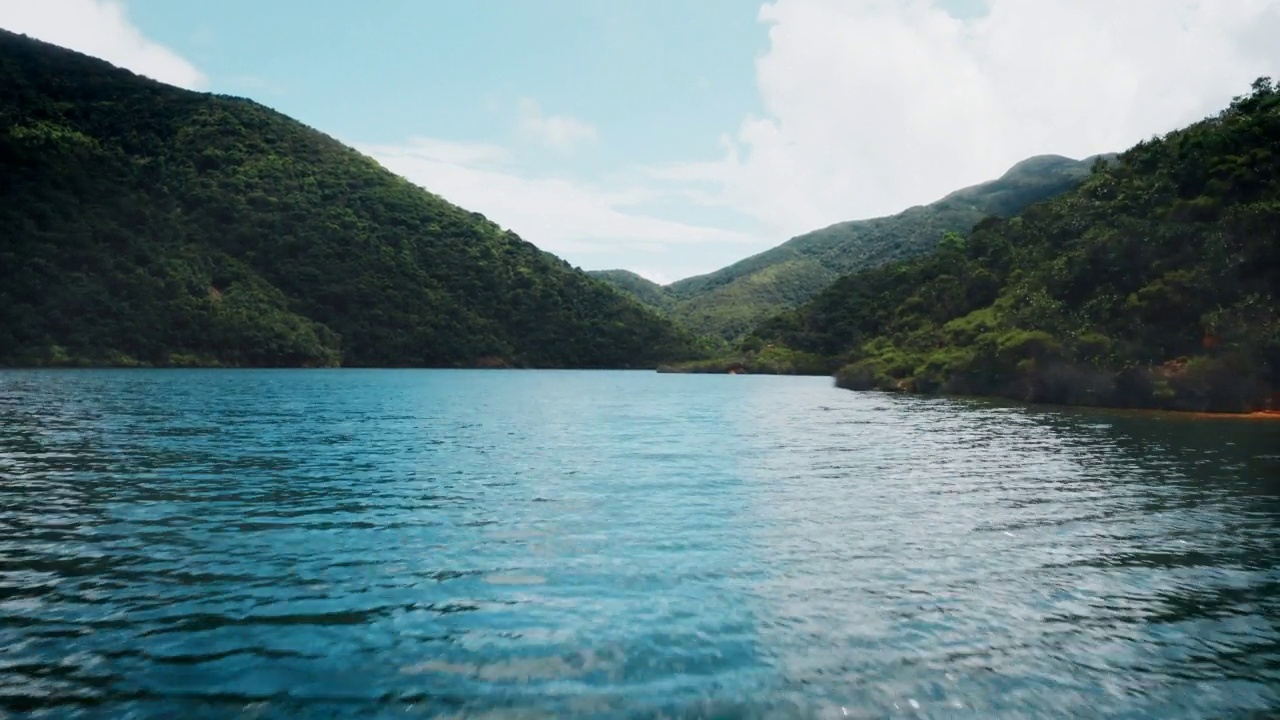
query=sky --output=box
[1,1,1278,283]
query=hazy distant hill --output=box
[595,155,1105,342]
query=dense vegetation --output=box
[602,156,1100,342]
[0,30,703,368]
[752,80,1280,413]
[587,269,675,313]
[655,343,833,376]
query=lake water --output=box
[1,370,1278,718]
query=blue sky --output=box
[3,0,1278,282]
[130,0,768,158]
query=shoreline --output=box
[1023,402,1280,421]
[0,364,669,372]
[865,388,1280,421]
[1160,410,1280,421]
[6,364,1278,420]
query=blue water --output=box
[1,369,1278,718]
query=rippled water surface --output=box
[1,370,1279,718]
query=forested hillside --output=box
[753,80,1280,413]
[587,270,675,313]
[0,30,703,368]
[599,156,1100,342]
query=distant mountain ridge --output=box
[596,154,1108,341]
[0,29,703,368]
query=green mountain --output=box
[0,30,703,368]
[586,269,675,312]
[753,79,1279,413]
[598,155,1102,342]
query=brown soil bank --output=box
[1178,410,1280,420]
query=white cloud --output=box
[358,137,761,280]
[0,0,206,89]
[652,0,1280,241]
[381,137,511,166]
[516,98,599,152]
